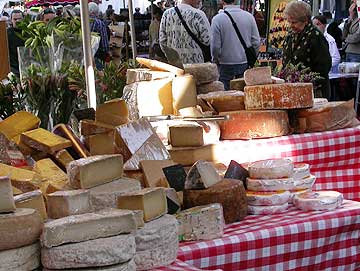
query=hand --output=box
[349,3,357,19]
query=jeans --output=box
[346,53,360,63]
[218,63,248,90]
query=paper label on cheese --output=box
[293,190,343,211]
[246,190,291,206]
[248,202,289,215]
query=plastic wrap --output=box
[338,62,360,73]
[176,203,224,241]
[122,83,140,121]
[248,158,294,179]
[248,202,289,215]
[293,191,343,211]
[246,191,291,206]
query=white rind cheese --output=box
[0,242,40,271]
[246,191,291,206]
[247,175,316,192]
[41,234,136,269]
[248,159,294,179]
[293,191,343,211]
[293,163,310,180]
[248,202,289,215]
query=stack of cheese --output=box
[183,160,247,224]
[0,176,42,270]
[117,187,179,270]
[183,63,225,94]
[41,209,138,270]
[246,158,316,214]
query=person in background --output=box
[7,9,24,76]
[149,6,166,60]
[211,0,260,90]
[41,8,56,23]
[89,2,109,70]
[282,1,331,98]
[105,5,114,20]
[55,5,63,17]
[343,0,360,62]
[73,4,81,16]
[159,0,211,64]
[134,7,142,18]
[312,15,341,72]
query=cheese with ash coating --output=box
[246,191,291,206]
[248,159,294,179]
[0,242,40,271]
[183,63,219,84]
[244,83,314,110]
[293,190,343,211]
[248,202,289,214]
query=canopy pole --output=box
[80,0,97,109]
[127,0,137,61]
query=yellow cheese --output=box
[12,134,35,156]
[0,111,40,140]
[0,176,16,213]
[53,149,74,170]
[14,190,48,221]
[34,158,68,182]
[171,74,197,113]
[126,68,174,84]
[140,160,175,188]
[80,119,115,136]
[20,128,72,154]
[41,179,72,195]
[0,163,42,192]
[136,57,185,75]
[117,187,167,222]
[12,186,23,195]
[84,133,115,155]
[95,98,129,126]
[178,106,203,117]
[169,124,204,147]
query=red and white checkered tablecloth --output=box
[211,126,360,201]
[161,200,360,271]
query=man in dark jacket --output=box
[7,10,24,77]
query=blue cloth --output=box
[218,63,248,90]
[90,17,109,56]
[346,53,360,63]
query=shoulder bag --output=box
[224,10,257,67]
[174,6,211,62]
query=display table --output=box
[159,200,360,271]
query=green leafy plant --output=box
[0,75,25,119]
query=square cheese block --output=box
[95,99,129,126]
[14,190,48,221]
[117,187,168,222]
[185,160,221,189]
[84,133,115,155]
[34,158,68,183]
[41,208,137,248]
[140,159,175,188]
[80,119,115,136]
[169,124,204,147]
[20,128,72,154]
[126,68,174,84]
[0,163,41,192]
[53,149,74,170]
[0,111,40,140]
[0,176,16,213]
[67,154,123,189]
[47,190,92,219]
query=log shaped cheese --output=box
[219,110,290,139]
[244,83,314,110]
[293,191,343,211]
[198,91,245,112]
[248,159,294,179]
[0,208,42,251]
[0,242,40,271]
[244,67,272,86]
[248,202,289,215]
[246,191,291,206]
[184,179,247,224]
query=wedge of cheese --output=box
[140,160,175,188]
[126,68,174,84]
[0,176,15,213]
[136,57,184,75]
[0,111,40,139]
[14,190,48,221]
[80,119,115,136]
[244,66,272,86]
[184,160,221,189]
[34,158,68,183]
[0,163,41,192]
[95,99,129,126]
[171,74,197,112]
[53,149,74,170]
[84,133,115,155]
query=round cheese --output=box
[184,179,247,224]
[219,110,290,139]
[289,189,311,204]
[247,177,295,191]
[0,208,42,251]
[244,83,314,110]
[246,190,291,206]
[293,191,343,211]
[294,174,316,190]
[248,202,289,215]
[293,163,310,180]
[197,91,245,112]
[248,159,294,179]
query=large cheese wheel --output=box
[198,91,245,112]
[248,159,294,179]
[183,63,219,85]
[293,191,343,211]
[246,191,291,206]
[244,67,272,86]
[219,110,290,139]
[0,208,42,251]
[197,81,225,94]
[248,202,288,215]
[244,83,314,110]
[184,178,247,224]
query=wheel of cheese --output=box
[293,163,310,180]
[293,191,343,211]
[197,81,225,94]
[198,91,245,112]
[184,179,247,224]
[219,110,290,139]
[183,63,219,84]
[0,208,42,251]
[246,190,291,206]
[247,177,295,191]
[294,174,316,190]
[248,159,294,179]
[248,202,289,215]
[289,189,311,204]
[244,83,314,110]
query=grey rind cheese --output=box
[0,208,42,251]
[135,214,178,251]
[183,63,219,85]
[0,242,40,271]
[197,81,225,94]
[43,259,136,271]
[134,238,178,270]
[41,209,136,248]
[89,178,141,211]
[41,234,135,269]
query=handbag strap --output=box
[224,10,247,50]
[174,6,206,49]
